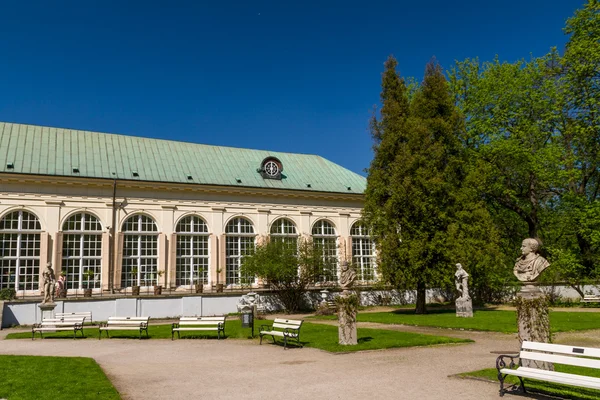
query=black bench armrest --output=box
[172,323,179,329]
[259,324,271,333]
[496,354,519,374]
[99,322,108,328]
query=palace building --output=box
[0,122,375,297]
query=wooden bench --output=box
[496,341,600,396]
[98,316,149,339]
[581,295,600,303]
[259,318,303,349]
[56,311,94,325]
[31,316,86,340]
[171,316,226,340]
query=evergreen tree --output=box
[365,58,487,313]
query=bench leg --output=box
[518,377,526,393]
[259,334,263,345]
[498,373,506,397]
[284,335,288,350]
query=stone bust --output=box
[514,238,550,283]
[339,261,356,291]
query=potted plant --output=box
[83,269,95,297]
[194,266,205,293]
[215,268,224,293]
[154,270,164,295]
[130,267,140,296]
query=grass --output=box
[462,366,600,400]
[0,355,120,400]
[311,308,600,333]
[5,319,470,353]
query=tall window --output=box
[121,214,158,287]
[62,213,103,290]
[312,220,337,282]
[176,215,209,286]
[0,210,41,291]
[225,217,255,285]
[351,222,376,282]
[270,218,298,249]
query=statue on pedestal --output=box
[454,263,473,317]
[42,262,56,304]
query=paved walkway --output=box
[0,319,527,400]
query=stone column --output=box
[516,284,552,370]
[337,291,358,345]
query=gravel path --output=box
[0,320,525,400]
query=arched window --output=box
[176,215,209,286]
[225,217,255,285]
[62,213,103,290]
[311,220,337,282]
[351,222,376,282]
[121,214,158,287]
[270,218,298,248]
[0,210,42,291]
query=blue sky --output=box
[0,0,583,176]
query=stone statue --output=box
[454,262,473,318]
[42,262,56,304]
[339,261,356,292]
[455,263,470,300]
[514,238,550,283]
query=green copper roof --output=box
[0,122,366,195]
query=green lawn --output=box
[312,309,600,333]
[0,355,120,400]
[5,319,470,353]
[462,366,600,400]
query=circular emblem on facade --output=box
[258,157,283,180]
[264,160,279,177]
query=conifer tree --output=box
[365,58,476,313]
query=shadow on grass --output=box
[358,336,374,343]
[390,308,504,315]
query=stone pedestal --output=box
[38,303,57,332]
[337,292,358,345]
[455,297,473,318]
[515,285,553,370]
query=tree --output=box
[365,58,491,312]
[240,237,330,312]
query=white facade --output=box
[0,174,367,297]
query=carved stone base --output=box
[38,303,57,321]
[337,293,358,345]
[455,297,473,318]
[516,286,553,370]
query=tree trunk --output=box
[415,281,427,314]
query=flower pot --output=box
[132,285,140,296]
[215,283,224,293]
[83,288,92,298]
[154,285,162,295]
[195,284,203,293]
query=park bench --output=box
[496,341,600,396]
[56,311,94,325]
[98,316,149,339]
[171,316,226,340]
[31,316,86,340]
[580,295,600,303]
[259,318,303,349]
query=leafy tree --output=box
[240,237,330,312]
[449,1,600,297]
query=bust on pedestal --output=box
[514,238,552,370]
